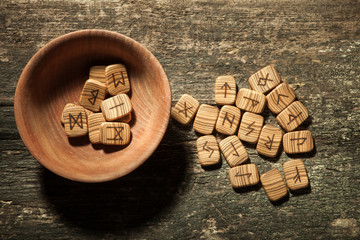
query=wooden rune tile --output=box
[60,103,76,124]
[283,130,314,154]
[283,159,309,191]
[229,163,260,188]
[105,64,130,96]
[276,101,309,132]
[101,94,133,121]
[219,135,248,167]
[171,94,200,125]
[196,135,221,166]
[89,66,107,85]
[266,83,296,114]
[238,112,264,144]
[63,106,88,137]
[214,75,237,105]
[260,169,288,202]
[88,113,106,144]
[248,65,282,94]
[235,88,266,114]
[193,104,219,135]
[100,122,131,145]
[256,125,283,157]
[115,113,132,123]
[215,105,241,135]
[79,79,107,112]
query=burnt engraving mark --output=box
[109,103,124,110]
[221,82,231,98]
[178,102,193,118]
[290,137,307,145]
[235,172,252,178]
[246,121,256,136]
[113,72,126,88]
[88,89,99,105]
[222,112,235,127]
[107,127,124,141]
[69,113,83,130]
[257,73,273,86]
[264,134,275,150]
[276,94,289,105]
[244,97,259,107]
[288,112,303,125]
[293,166,301,183]
[230,142,239,157]
[203,141,215,158]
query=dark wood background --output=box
[1,0,359,239]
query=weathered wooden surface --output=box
[1,0,359,239]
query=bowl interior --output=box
[14,30,171,182]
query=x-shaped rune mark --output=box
[69,113,83,130]
[257,73,273,86]
[107,127,124,141]
[178,102,193,118]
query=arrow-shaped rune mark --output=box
[221,82,231,98]
[244,97,259,107]
[293,166,301,183]
[178,102,193,118]
[290,137,307,145]
[246,121,256,136]
[235,172,252,178]
[230,142,239,157]
[288,112,302,125]
[257,73,273,86]
[264,134,275,150]
[276,94,288,105]
[202,141,215,158]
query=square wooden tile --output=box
[283,159,309,191]
[88,113,106,144]
[101,94,133,121]
[235,88,266,114]
[260,169,288,202]
[229,163,260,188]
[219,135,248,167]
[238,112,264,144]
[89,66,107,85]
[283,130,314,154]
[171,94,200,125]
[215,105,241,135]
[256,125,283,157]
[193,104,219,135]
[63,106,88,137]
[196,135,221,166]
[276,101,309,132]
[79,79,107,112]
[105,64,130,96]
[100,122,131,145]
[248,65,282,94]
[214,76,237,105]
[266,83,296,114]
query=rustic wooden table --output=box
[1,0,359,239]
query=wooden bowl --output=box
[14,30,171,182]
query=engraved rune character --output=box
[107,127,124,141]
[113,72,126,88]
[235,172,252,178]
[109,103,124,110]
[88,89,99,105]
[69,113,83,130]
[264,134,275,150]
[288,112,303,125]
[246,121,256,136]
[222,112,235,127]
[276,94,288,105]
[257,73,273,86]
[178,102,193,118]
[203,141,214,158]
[230,142,239,156]
[221,82,231,98]
[293,166,301,183]
[244,97,259,107]
[290,137,307,145]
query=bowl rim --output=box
[14,29,172,182]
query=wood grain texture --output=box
[105,64,131,96]
[89,66,107,85]
[283,130,314,154]
[219,135,248,167]
[283,159,309,191]
[214,75,237,105]
[63,106,88,137]
[196,135,221,167]
[101,94,133,121]
[100,122,131,145]
[171,94,200,125]
[235,88,266,114]
[79,79,107,112]
[88,113,106,144]
[266,83,296,114]
[238,112,264,144]
[248,65,282,94]
[215,105,241,135]
[256,125,283,158]
[193,104,219,135]
[228,163,260,188]
[260,168,288,202]
[60,103,76,124]
[276,101,309,132]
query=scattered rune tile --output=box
[256,125,283,158]
[88,113,106,144]
[215,105,241,135]
[101,94,133,121]
[171,94,200,125]
[196,135,221,167]
[235,88,266,114]
[63,106,88,137]
[238,112,264,144]
[89,66,107,85]
[79,79,107,112]
[276,101,309,132]
[193,104,219,135]
[248,65,282,94]
[260,168,288,202]
[266,83,296,114]
[229,163,260,188]
[105,64,130,96]
[283,130,314,154]
[219,135,248,167]
[214,75,237,105]
[100,122,131,145]
[60,103,76,124]
[283,159,309,191]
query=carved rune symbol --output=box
[265,134,275,150]
[257,73,273,86]
[109,103,124,110]
[235,172,252,178]
[244,97,259,107]
[88,89,99,105]
[290,137,307,145]
[178,102,193,118]
[222,112,235,127]
[293,166,301,183]
[230,142,239,157]
[221,82,231,98]
[69,113,83,130]
[276,94,288,105]
[203,141,215,158]
[288,112,303,125]
[112,72,126,88]
[246,121,256,136]
[107,127,123,141]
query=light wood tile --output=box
[196,135,221,166]
[219,135,248,167]
[256,125,283,157]
[105,64,130,96]
[276,101,309,132]
[88,113,106,144]
[266,83,296,114]
[215,105,241,135]
[171,94,200,125]
[238,112,264,144]
[283,130,314,154]
[193,104,219,135]
[248,65,282,94]
[115,113,132,123]
[99,122,131,145]
[214,76,237,105]
[63,106,88,137]
[229,163,260,188]
[89,66,107,85]
[235,88,266,114]
[60,103,76,124]
[101,94,133,121]
[260,169,288,202]
[283,159,309,191]
[79,79,107,112]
